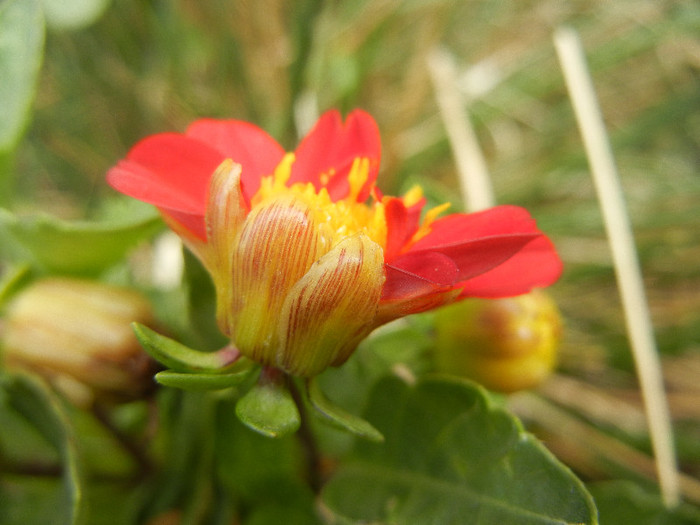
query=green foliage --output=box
[0,203,161,275]
[0,264,32,309]
[323,377,598,524]
[0,0,44,153]
[215,402,322,524]
[132,322,245,373]
[235,380,301,438]
[154,369,257,392]
[0,374,85,525]
[39,0,111,30]
[590,481,700,525]
[143,390,220,523]
[182,249,229,349]
[1,0,699,522]
[307,376,384,442]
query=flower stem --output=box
[287,376,322,493]
[0,456,62,477]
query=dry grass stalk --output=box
[554,26,679,507]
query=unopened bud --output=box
[433,289,561,393]
[1,278,156,405]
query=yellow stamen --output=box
[346,158,369,201]
[253,153,295,200]
[402,185,424,207]
[252,156,388,250]
[405,202,451,247]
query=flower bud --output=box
[1,278,156,406]
[433,289,561,393]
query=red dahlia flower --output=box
[107,109,562,377]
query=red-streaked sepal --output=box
[277,234,385,377]
[230,195,325,363]
[204,160,248,334]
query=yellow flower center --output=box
[252,153,389,251]
[250,153,450,256]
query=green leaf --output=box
[143,390,219,522]
[590,481,700,524]
[307,376,383,442]
[0,0,44,152]
[39,0,111,30]
[323,377,598,524]
[80,482,144,525]
[0,373,86,525]
[246,502,322,525]
[132,323,245,373]
[0,478,76,525]
[236,380,300,438]
[0,204,161,275]
[0,263,32,309]
[216,401,303,499]
[214,406,322,524]
[155,368,257,392]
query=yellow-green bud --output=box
[433,289,561,393]
[1,278,156,406]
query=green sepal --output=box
[235,378,300,438]
[155,367,258,392]
[307,376,384,442]
[132,322,243,373]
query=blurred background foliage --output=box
[16,0,700,394]
[16,0,700,348]
[2,0,700,522]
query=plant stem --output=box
[0,458,62,477]
[287,376,322,493]
[91,402,153,476]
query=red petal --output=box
[382,252,458,301]
[456,236,563,298]
[388,205,562,301]
[158,208,208,241]
[383,196,425,262]
[410,233,541,282]
[383,198,410,262]
[107,133,223,214]
[107,134,228,239]
[379,253,461,323]
[186,119,285,197]
[289,109,381,201]
[410,205,539,251]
